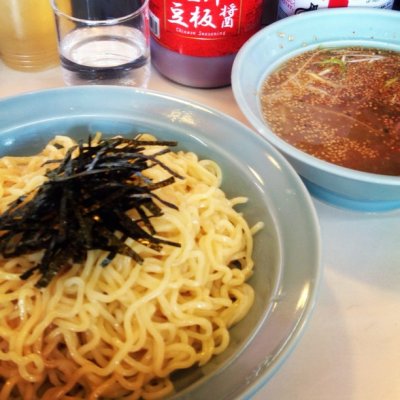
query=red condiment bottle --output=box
[149,0,264,88]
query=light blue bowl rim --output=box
[0,85,322,399]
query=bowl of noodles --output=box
[0,86,320,400]
[232,8,400,212]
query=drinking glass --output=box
[0,0,59,71]
[51,0,151,87]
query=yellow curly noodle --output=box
[0,134,261,399]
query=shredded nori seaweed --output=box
[0,135,183,288]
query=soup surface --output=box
[260,47,400,176]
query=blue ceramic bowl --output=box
[232,8,400,212]
[0,86,320,399]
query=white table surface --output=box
[1,60,399,400]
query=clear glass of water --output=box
[51,0,150,87]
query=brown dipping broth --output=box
[260,47,400,176]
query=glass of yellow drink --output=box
[0,0,59,71]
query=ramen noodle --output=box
[0,134,261,399]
